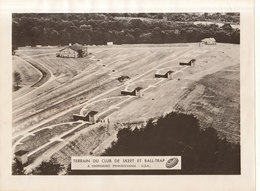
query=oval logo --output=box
[165,157,179,168]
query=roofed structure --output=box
[70,43,84,51]
[107,42,113,46]
[14,150,29,165]
[134,87,143,91]
[15,150,29,156]
[179,58,196,66]
[87,111,98,116]
[58,43,88,58]
[155,70,174,79]
[73,111,98,123]
[200,38,216,45]
[121,87,143,97]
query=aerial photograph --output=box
[12,13,240,175]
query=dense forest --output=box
[12,13,240,48]
[103,112,240,174]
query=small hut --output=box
[155,70,174,79]
[107,42,113,46]
[134,87,143,97]
[73,111,98,124]
[121,87,143,97]
[88,111,98,123]
[14,150,29,165]
[200,38,216,45]
[179,59,196,66]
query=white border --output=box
[0,0,255,191]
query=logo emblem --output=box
[165,157,179,168]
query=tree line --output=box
[103,112,240,174]
[12,13,240,49]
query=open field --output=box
[13,56,42,86]
[12,43,240,171]
[14,122,83,153]
[174,64,240,142]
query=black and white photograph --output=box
[11,12,242,175]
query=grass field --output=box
[12,43,240,170]
[175,64,240,142]
[15,123,79,153]
[12,56,42,86]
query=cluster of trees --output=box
[103,112,240,174]
[12,158,64,175]
[32,158,64,175]
[109,12,240,24]
[13,71,22,91]
[12,159,25,175]
[12,13,240,48]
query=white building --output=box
[14,150,29,165]
[200,38,216,45]
[107,42,113,46]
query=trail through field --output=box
[30,52,57,57]
[24,122,101,174]
[14,48,193,147]
[79,96,127,115]
[27,122,89,157]
[12,43,240,169]
[13,46,198,136]
[13,45,189,114]
[13,54,55,101]
[12,46,196,149]
[12,121,81,151]
[12,63,102,113]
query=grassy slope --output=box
[12,56,42,86]
[109,44,240,143]
[175,64,240,143]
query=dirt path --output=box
[27,122,89,157]
[15,44,237,171]
[13,54,55,102]
[14,57,190,158]
[24,122,101,174]
[17,55,53,87]
[79,96,126,115]
[12,47,196,151]
[12,121,80,151]
[13,46,191,115]
[14,55,43,83]
[13,46,197,137]
[12,65,102,113]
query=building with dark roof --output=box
[179,59,196,66]
[73,111,98,123]
[14,150,29,165]
[134,87,143,97]
[121,87,143,97]
[200,37,216,45]
[59,43,88,58]
[87,111,98,123]
[155,70,174,79]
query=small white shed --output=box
[107,42,113,46]
[200,38,216,45]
